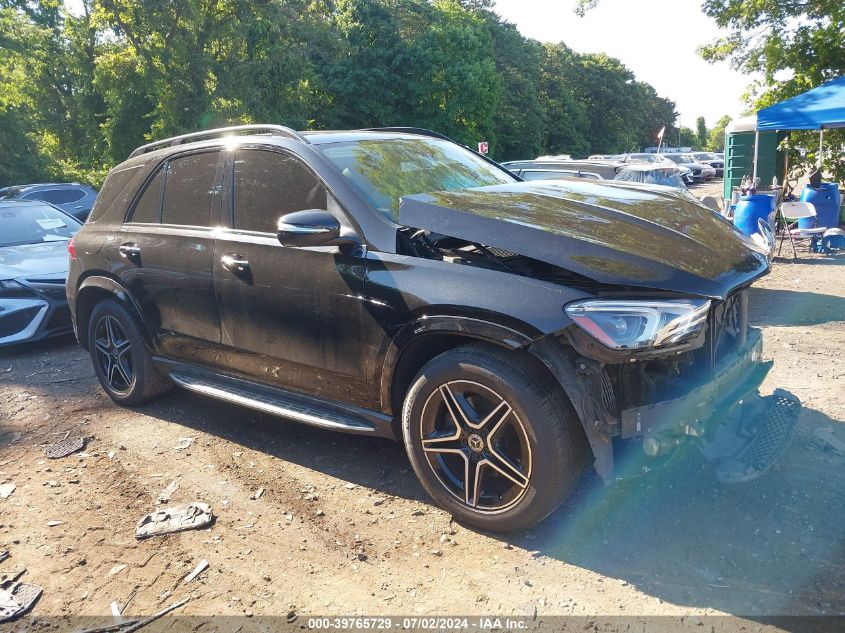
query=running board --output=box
[169,371,388,436]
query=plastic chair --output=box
[700,194,724,214]
[777,201,827,258]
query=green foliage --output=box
[0,0,680,187]
[700,0,845,182]
[707,115,731,151]
[695,116,707,146]
[678,126,698,148]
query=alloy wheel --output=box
[93,315,134,394]
[419,380,532,513]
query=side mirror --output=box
[277,210,357,248]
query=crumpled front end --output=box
[533,288,800,483]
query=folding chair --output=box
[776,201,828,258]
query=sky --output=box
[492,0,754,130]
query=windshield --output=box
[0,203,81,247]
[662,154,688,164]
[318,138,516,221]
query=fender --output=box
[74,275,151,349]
[378,314,536,413]
[529,334,615,479]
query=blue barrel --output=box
[799,183,841,230]
[734,195,774,236]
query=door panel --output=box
[213,147,369,406]
[114,150,224,366]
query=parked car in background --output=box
[0,200,79,346]
[661,153,715,183]
[613,163,688,188]
[503,159,619,180]
[614,153,695,186]
[0,183,98,221]
[503,159,689,188]
[692,152,724,178]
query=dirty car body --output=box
[67,127,799,531]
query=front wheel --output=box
[402,343,587,532]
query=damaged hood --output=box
[399,180,769,299]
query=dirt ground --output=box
[1,207,844,624]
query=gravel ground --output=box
[0,233,843,625]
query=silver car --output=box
[0,200,80,346]
[0,182,98,222]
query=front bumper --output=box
[618,327,800,482]
[0,278,72,347]
[620,327,767,438]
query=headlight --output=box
[0,280,36,298]
[564,299,711,350]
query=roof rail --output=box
[360,127,455,142]
[128,124,307,158]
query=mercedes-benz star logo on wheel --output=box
[467,433,484,453]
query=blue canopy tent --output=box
[750,76,845,182]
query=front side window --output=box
[317,138,515,221]
[0,203,81,247]
[161,152,220,227]
[233,149,327,233]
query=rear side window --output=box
[130,168,164,223]
[233,149,327,233]
[161,152,220,227]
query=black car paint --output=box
[400,180,768,300]
[67,129,774,480]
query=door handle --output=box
[118,242,141,260]
[221,254,250,274]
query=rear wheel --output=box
[402,343,587,532]
[88,299,172,406]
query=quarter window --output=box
[161,152,220,227]
[130,168,164,224]
[233,149,327,233]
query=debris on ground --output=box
[156,480,179,504]
[0,552,8,564]
[814,426,845,454]
[1,432,21,446]
[0,576,42,623]
[110,600,123,618]
[44,435,86,459]
[174,438,194,451]
[77,597,190,633]
[46,520,63,527]
[184,559,208,583]
[135,502,213,539]
[252,488,264,500]
[0,483,15,499]
[120,597,190,633]
[107,564,127,577]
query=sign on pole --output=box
[478,141,489,155]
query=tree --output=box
[706,115,731,151]
[679,126,698,149]
[695,116,707,146]
[700,0,845,182]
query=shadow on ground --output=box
[749,287,845,327]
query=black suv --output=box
[67,125,799,532]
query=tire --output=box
[402,342,587,532]
[87,298,172,406]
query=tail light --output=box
[68,237,77,260]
